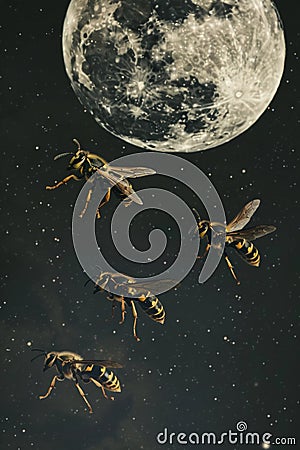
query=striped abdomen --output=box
[229,239,260,267]
[82,365,121,392]
[138,295,165,324]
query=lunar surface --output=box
[62,0,285,152]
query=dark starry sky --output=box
[1,1,299,449]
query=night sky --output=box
[1,1,299,449]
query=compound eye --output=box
[77,151,86,159]
[45,354,56,366]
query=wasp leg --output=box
[197,239,211,260]
[130,300,140,342]
[224,252,240,285]
[75,382,93,414]
[96,276,109,291]
[123,197,134,208]
[79,188,93,218]
[46,174,82,190]
[90,378,115,401]
[97,188,111,219]
[39,375,60,399]
[119,297,126,324]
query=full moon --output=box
[62,0,285,152]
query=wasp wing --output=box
[106,166,156,179]
[92,272,133,284]
[93,272,175,296]
[226,199,260,232]
[116,279,176,297]
[126,279,175,291]
[97,169,143,205]
[226,225,276,242]
[71,359,123,368]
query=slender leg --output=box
[130,301,140,342]
[119,297,126,324]
[80,188,93,218]
[46,174,81,190]
[74,382,93,414]
[90,378,114,401]
[123,197,133,208]
[39,375,59,399]
[95,275,109,291]
[197,242,211,260]
[97,188,111,218]
[224,253,240,285]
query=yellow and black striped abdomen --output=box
[138,295,165,324]
[229,239,260,267]
[81,365,121,392]
[98,366,121,393]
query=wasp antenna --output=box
[30,349,46,363]
[31,353,46,363]
[53,152,73,161]
[192,207,201,222]
[84,279,93,287]
[73,138,81,150]
[93,286,101,294]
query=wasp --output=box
[193,199,276,284]
[46,139,156,217]
[31,349,122,414]
[87,272,170,342]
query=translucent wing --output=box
[92,272,133,292]
[226,225,276,243]
[71,359,123,368]
[107,273,134,285]
[93,272,175,295]
[97,169,143,205]
[226,199,260,232]
[107,165,156,179]
[115,279,175,297]
[126,279,175,292]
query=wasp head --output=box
[198,220,210,239]
[53,139,89,170]
[67,150,89,170]
[31,348,57,371]
[42,352,58,372]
